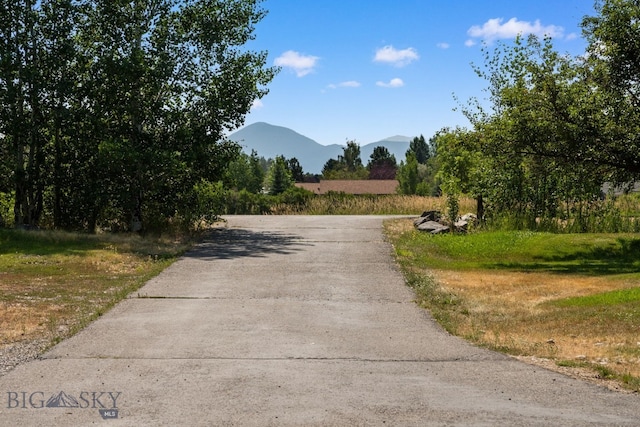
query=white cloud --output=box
[374,45,419,67]
[328,80,361,89]
[464,39,477,47]
[250,99,263,110]
[274,50,319,77]
[437,42,450,49]
[376,78,404,88]
[467,17,564,43]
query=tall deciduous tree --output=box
[455,34,614,226]
[79,0,276,231]
[581,0,640,182]
[0,0,277,231]
[0,0,47,227]
[40,0,79,229]
[225,150,265,194]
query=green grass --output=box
[0,228,184,259]
[396,229,640,276]
[403,271,463,335]
[551,287,640,308]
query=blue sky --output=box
[240,0,596,146]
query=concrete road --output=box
[0,215,638,426]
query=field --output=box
[0,228,191,370]
[274,194,477,215]
[384,218,640,392]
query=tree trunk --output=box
[476,194,484,223]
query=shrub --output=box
[278,186,314,209]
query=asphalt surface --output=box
[0,215,639,426]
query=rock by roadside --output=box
[414,210,478,234]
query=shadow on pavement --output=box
[186,227,310,260]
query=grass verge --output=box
[384,218,640,393]
[0,228,195,352]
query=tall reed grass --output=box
[274,193,477,216]
[483,194,640,233]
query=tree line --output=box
[0,0,276,232]
[226,135,440,196]
[3,0,639,232]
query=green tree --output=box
[266,155,293,195]
[0,0,278,231]
[433,127,486,219]
[340,140,363,171]
[367,146,397,179]
[0,0,48,227]
[407,135,431,165]
[396,152,419,195]
[226,150,265,194]
[322,158,342,176]
[581,0,640,182]
[287,157,304,182]
[247,150,267,193]
[457,34,611,226]
[322,140,368,179]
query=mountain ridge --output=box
[228,122,413,174]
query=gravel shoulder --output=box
[0,339,50,377]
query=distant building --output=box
[295,180,399,195]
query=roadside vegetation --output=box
[384,217,640,392]
[0,229,193,353]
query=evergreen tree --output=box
[267,156,293,195]
[287,157,304,182]
[367,146,397,179]
[407,135,431,165]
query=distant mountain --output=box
[360,137,412,168]
[228,122,412,174]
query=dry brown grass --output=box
[277,194,477,215]
[385,218,640,391]
[0,229,191,351]
[431,269,640,378]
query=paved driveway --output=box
[0,216,638,426]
